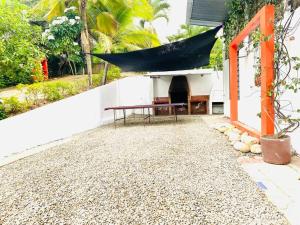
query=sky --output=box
[152,0,188,43]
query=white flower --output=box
[47,35,55,40]
[64,6,76,13]
[73,42,78,46]
[42,32,47,38]
[75,16,80,20]
[51,20,59,26]
[61,16,68,22]
[69,19,76,25]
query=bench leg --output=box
[123,109,126,125]
[114,110,116,128]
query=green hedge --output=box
[0,67,121,120]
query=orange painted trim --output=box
[231,121,261,139]
[229,4,275,137]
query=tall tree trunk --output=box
[79,0,92,88]
[101,62,109,85]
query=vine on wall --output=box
[224,0,300,137]
[223,0,283,58]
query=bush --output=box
[3,96,28,114]
[0,104,7,120]
[0,3,44,88]
[42,83,63,102]
[17,83,44,106]
[108,66,121,81]
[42,81,80,102]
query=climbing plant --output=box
[224,0,300,138]
[223,0,283,58]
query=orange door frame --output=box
[229,4,275,138]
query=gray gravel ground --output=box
[0,116,289,225]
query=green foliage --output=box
[167,25,223,70]
[139,0,170,28]
[42,8,83,74]
[0,67,121,120]
[0,2,44,88]
[42,81,78,101]
[223,0,283,58]
[91,65,121,86]
[2,96,28,114]
[89,0,161,55]
[167,25,208,42]
[0,104,7,120]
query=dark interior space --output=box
[169,76,189,114]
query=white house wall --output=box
[187,75,214,96]
[238,47,261,131]
[153,76,172,97]
[223,60,231,117]
[153,73,223,98]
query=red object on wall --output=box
[229,4,275,138]
[41,59,49,80]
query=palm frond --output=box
[154,13,169,22]
[96,12,118,36]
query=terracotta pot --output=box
[260,135,291,165]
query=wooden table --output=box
[105,103,186,127]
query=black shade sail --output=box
[91,25,222,72]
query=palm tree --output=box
[31,0,161,85]
[140,0,170,30]
[167,24,209,42]
[79,0,92,87]
[88,0,160,85]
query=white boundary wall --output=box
[0,76,152,158]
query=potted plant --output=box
[260,3,300,165]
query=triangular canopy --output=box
[91,25,222,72]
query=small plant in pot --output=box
[260,4,300,165]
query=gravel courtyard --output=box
[0,116,288,225]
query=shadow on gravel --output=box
[108,115,201,128]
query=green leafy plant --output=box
[0,104,7,120]
[0,2,44,88]
[2,96,28,114]
[42,8,83,75]
[17,83,44,106]
[223,0,283,58]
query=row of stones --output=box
[213,123,262,154]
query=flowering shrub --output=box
[42,7,83,74]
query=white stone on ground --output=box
[0,116,288,224]
[251,144,262,154]
[233,142,251,153]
